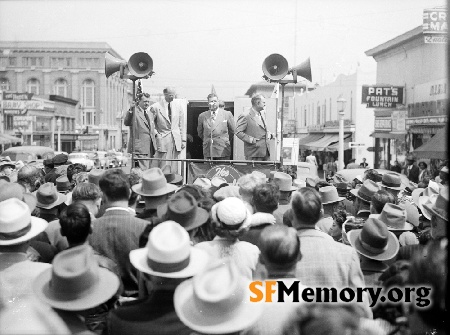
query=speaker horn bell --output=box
[290,58,312,82]
[105,53,127,78]
[262,54,289,81]
[128,52,153,78]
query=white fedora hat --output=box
[174,260,263,334]
[0,198,48,246]
[130,220,209,278]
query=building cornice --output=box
[365,26,423,57]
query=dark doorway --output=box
[186,100,234,160]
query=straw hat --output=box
[350,180,380,203]
[211,197,251,229]
[0,180,36,212]
[0,160,15,170]
[378,203,414,231]
[33,245,119,311]
[273,172,296,192]
[348,218,399,261]
[319,186,345,205]
[0,198,48,246]
[34,183,66,209]
[129,220,209,278]
[132,168,178,196]
[293,179,306,188]
[378,173,403,190]
[174,260,263,334]
[157,191,209,231]
[193,177,212,190]
[423,187,448,222]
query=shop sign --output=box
[406,116,448,125]
[3,109,23,115]
[349,142,366,148]
[307,124,324,132]
[423,8,448,43]
[2,92,34,100]
[409,126,445,134]
[13,116,34,133]
[1,100,44,110]
[391,110,407,132]
[361,86,404,108]
[375,118,392,130]
[323,119,351,128]
[205,165,241,185]
[412,79,447,102]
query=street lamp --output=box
[56,118,62,152]
[337,96,347,171]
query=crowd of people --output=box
[0,152,447,335]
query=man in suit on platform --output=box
[235,94,274,161]
[149,87,186,173]
[124,92,156,170]
[197,93,235,160]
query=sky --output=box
[0,0,446,100]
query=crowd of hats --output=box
[0,152,448,334]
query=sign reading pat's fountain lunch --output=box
[361,85,404,108]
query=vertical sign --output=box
[423,8,448,43]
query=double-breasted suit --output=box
[123,105,156,169]
[235,107,272,160]
[149,100,185,171]
[197,108,235,159]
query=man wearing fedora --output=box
[316,186,345,234]
[347,218,400,287]
[108,221,209,335]
[44,153,68,184]
[33,245,120,334]
[89,169,149,296]
[350,180,381,220]
[45,182,103,253]
[403,154,420,184]
[272,172,297,226]
[174,260,263,335]
[290,188,371,317]
[0,198,50,309]
[0,158,15,179]
[424,186,448,240]
[378,172,403,202]
[133,167,179,222]
[35,182,67,223]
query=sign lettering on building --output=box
[13,116,35,133]
[1,100,44,110]
[423,8,448,43]
[205,165,241,185]
[391,110,407,132]
[361,85,404,108]
[375,118,392,130]
[2,92,33,100]
[324,119,352,128]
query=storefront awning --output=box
[0,133,23,144]
[303,134,340,151]
[413,126,447,160]
[370,132,406,140]
[298,134,325,149]
[326,135,352,152]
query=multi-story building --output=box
[0,41,130,152]
[365,26,447,169]
[288,70,376,168]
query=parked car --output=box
[67,153,95,171]
[114,152,129,167]
[0,146,54,162]
[105,152,118,168]
[332,168,409,188]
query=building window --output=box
[79,58,100,68]
[9,57,16,66]
[81,79,95,107]
[51,57,72,68]
[83,111,95,125]
[26,78,40,95]
[0,78,10,91]
[54,78,68,97]
[0,57,7,67]
[5,115,14,130]
[23,57,44,67]
[322,101,326,122]
[317,104,320,124]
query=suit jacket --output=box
[149,100,186,153]
[107,290,192,335]
[235,107,271,158]
[88,209,148,294]
[404,164,420,183]
[197,108,235,158]
[123,106,157,155]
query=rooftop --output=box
[365,26,423,57]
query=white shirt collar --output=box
[105,207,130,213]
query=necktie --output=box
[211,111,216,122]
[143,109,151,128]
[168,102,172,122]
[259,111,266,129]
